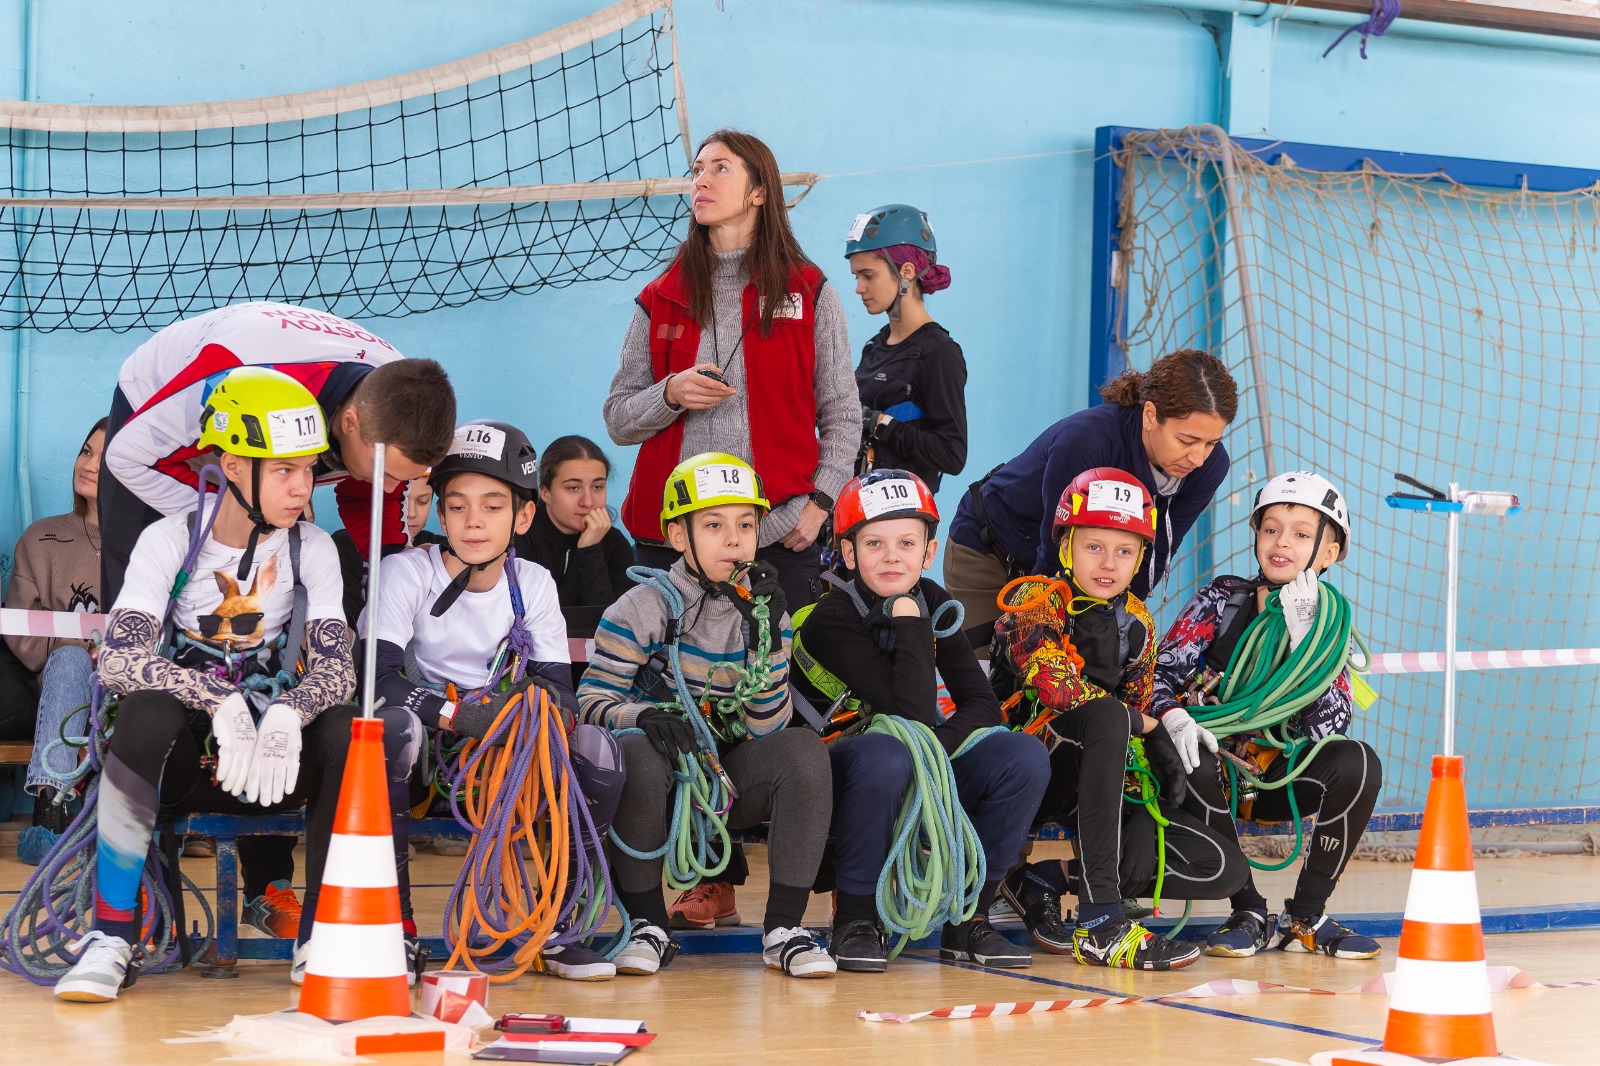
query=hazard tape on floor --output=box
[856,966,1600,1024]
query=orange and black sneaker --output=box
[1275,909,1381,959]
[667,881,740,930]
[243,879,303,939]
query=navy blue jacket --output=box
[948,403,1229,600]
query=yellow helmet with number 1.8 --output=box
[659,451,770,536]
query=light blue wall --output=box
[3,1,1599,803]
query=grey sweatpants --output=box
[608,728,833,895]
[943,542,1011,659]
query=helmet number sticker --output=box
[1086,479,1142,519]
[448,423,506,461]
[694,463,756,501]
[845,213,872,243]
[265,405,324,454]
[859,478,919,520]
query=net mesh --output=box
[1110,124,1600,808]
[0,0,693,331]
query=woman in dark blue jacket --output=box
[946,348,1238,649]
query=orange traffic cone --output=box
[297,717,412,1022]
[1375,754,1498,1060]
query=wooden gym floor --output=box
[0,842,1596,1065]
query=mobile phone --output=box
[497,1013,569,1034]
[696,367,727,384]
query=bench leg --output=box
[197,836,240,979]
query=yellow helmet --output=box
[198,367,328,459]
[660,452,769,536]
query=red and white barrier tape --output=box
[857,966,1600,1024]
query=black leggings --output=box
[1184,737,1383,916]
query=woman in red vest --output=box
[604,129,860,612]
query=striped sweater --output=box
[577,559,793,739]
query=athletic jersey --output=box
[114,511,345,656]
[1151,577,1354,741]
[360,545,569,691]
[104,301,405,544]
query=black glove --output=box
[721,561,786,656]
[861,406,883,443]
[1140,725,1190,809]
[448,685,520,744]
[637,707,697,760]
[520,674,576,732]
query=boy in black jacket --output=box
[794,469,1049,973]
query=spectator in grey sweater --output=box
[604,128,859,612]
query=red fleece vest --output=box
[620,259,825,541]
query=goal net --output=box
[0,0,726,331]
[1106,124,1600,809]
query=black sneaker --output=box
[1206,908,1274,958]
[999,868,1074,955]
[939,916,1032,969]
[1071,916,1201,971]
[829,918,888,973]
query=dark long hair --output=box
[673,129,813,336]
[73,417,109,518]
[539,434,611,489]
[1099,348,1239,423]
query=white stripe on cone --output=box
[1388,957,1494,1016]
[1401,868,1482,924]
[303,922,409,979]
[321,833,400,888]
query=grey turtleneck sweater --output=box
[603,249,860,547]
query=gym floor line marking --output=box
[904,953,1379,1044]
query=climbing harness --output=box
[431,550,612,981]
[1185,579,1368,870]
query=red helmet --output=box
[834,469,939,539]
[1052,467,1157,543]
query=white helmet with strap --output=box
[1249,471,1351,560]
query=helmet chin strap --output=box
[1259,514,1331,586]
[681,515,729,597]
[431,540,506,617]
[1055,530,1140,616]
[225,458,277,581]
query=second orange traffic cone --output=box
[297,717,412,1022]
[1354,753,1497,1062]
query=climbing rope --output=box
[1187,579,1368,870]
[993,577,1089,738]
[440,684,609,982]
[606,564,779,891]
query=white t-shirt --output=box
[114,510,344,654]
[361,545,568,690]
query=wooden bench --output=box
[0,743,34,765]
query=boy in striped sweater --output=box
[579,452,835,979]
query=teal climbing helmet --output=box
[844,203,936,257]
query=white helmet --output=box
[1249,471,1350,560]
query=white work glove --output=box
[211,692,258,798]
[246,703,303,807]
[1160,707,1218,775]
[1280,570,1321,651]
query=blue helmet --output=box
[844,204,936,258]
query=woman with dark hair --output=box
[946,349,1239,649]
[4,418,107,863]
[604,129,860,611]
[513,434,634,613]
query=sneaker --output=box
[291,940,310,986]
[1121,898,1156,920]
[54,932,134,1003]
[181,835,215,858]
[242,879,302,939]
[999,868,1074,955]
[540,940,617,981]
[940,916,1032,969]
[17,825,60,867]
[613,920,677,976]
[1276,910,1381,959]
[406,934,429,987]
[829,918,888,973]
[762,926,836,978]
[1206,908,1274,958]
[431,837,469,857]
[667,881,740,930]
[1072,916,1201,971]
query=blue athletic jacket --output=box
[948,403,1230,600]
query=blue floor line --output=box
[904,953,1379,1045]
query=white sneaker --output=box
[540,940,616,981]
[54,932,134,1003]
[613,920,674,976]
[762,926,836,978]
[291,939,310,986]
